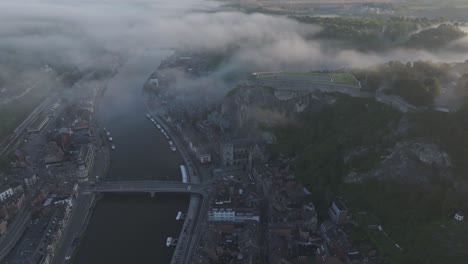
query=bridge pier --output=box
[150,192,155,198]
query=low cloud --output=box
[1,0,468,95]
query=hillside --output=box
[210,78,468,263]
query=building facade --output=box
[328,199,348,225]
[220,139,264,169]
[76,144,95,183]
[208,208,260,222]
[454,212,464,221]
[0,186,13,202]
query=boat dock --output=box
[146,113,177,151]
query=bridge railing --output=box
[97,180,214,187]
[100,180,186,184]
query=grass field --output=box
[255,71,360,87]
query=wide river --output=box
[74,53,188,264]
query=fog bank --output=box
[1,0,467,93]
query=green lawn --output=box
[351,213,404,263]
[256,72,360,87]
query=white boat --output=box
[171,145,176,152]
[111,144,116,150]
[108,137,113,142]
[180,165,188,183]
[169,141,174,146]
[176,212,182,220]
[106,132,111,137]
[150,118,155,122]
[156,124,161,129]
[165,134,169,139]
[146,113,151,119]
[166,237,172,247]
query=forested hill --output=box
[295,16,467,51]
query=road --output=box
[51,193,94,264]
[177,191,211,264]
[0,206,32,261]
[170,194,201,264]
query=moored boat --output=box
[166,237,172,247]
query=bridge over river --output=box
[86,181,210,197]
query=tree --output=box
[0,155,12,171]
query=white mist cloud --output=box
[1,0,467,87]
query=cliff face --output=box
[345,140,453,184]
[208,85,334,138]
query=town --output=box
[142,50,468,264]
[1,0,468,263]
[0,62,117,263]
[2,45,468,263]
[141,54,380,264]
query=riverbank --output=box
[145,106,201,263]
[51,67,116,264]
[146,99,215,264]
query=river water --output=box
[74,54,188,264]
[69,0,223,261]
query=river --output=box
[70,0,224,261]
[74,53,188,264]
